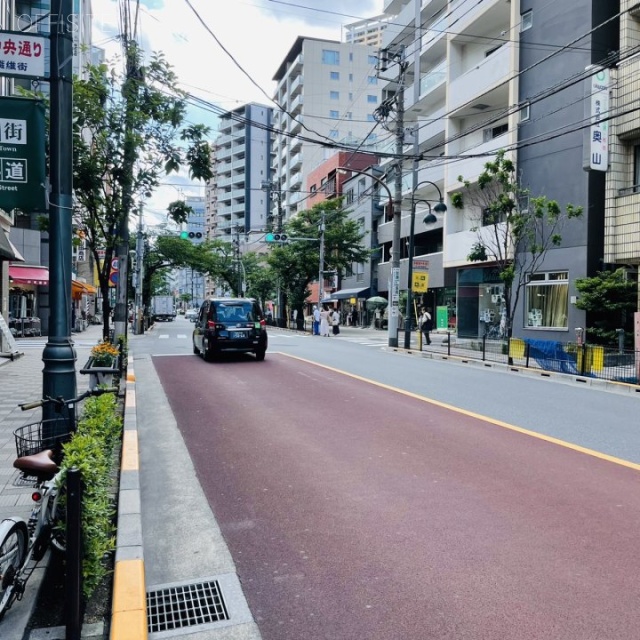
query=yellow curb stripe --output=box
[111,559,147,640]
[121,429,139,471]
[280,352,640,473]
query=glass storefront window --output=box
[525,272,568,329]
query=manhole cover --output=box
[147,579,229,634]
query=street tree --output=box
[451,150,583,344]
[72,51,212,340]
[267,199,369,326]
[574,268,637,346]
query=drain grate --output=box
[147,579,229,634]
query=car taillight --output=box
[207,320,216,329]
[259,319,266,328]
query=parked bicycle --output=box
[0,387,118,621]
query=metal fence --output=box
[426,334,639,386]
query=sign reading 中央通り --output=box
[0,97,46,211]
[0,31,45,79]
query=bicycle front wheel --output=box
[0,518,29,620]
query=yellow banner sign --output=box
[412,272,429,293]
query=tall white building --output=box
[271,37,383,219]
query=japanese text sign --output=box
[0,31,46,79]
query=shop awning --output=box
[330,287,370,300]
[9,264,49,285]
[72,280,97,297]
[0,227,21,261]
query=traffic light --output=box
[265,232,288,244]
[180,231,203,240]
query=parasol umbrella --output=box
[365,296,388,309]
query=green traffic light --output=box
[180,231,189,239]
[265,232,275,242]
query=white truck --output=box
[151,295,175,322]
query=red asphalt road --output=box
[154,353,640,640]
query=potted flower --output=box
[81,341,120,387]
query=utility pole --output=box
[134,202,144,334]
[387,47,406,348]
[43,0,76,424]
[318,210,326,311]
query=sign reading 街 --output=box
[0,97,45,211]
[0,31,46,79]
[583,67,609,172]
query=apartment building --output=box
[378,0,620,339]
[177,196,206,308]
[344,14,393,48]
[211,103,273,242]
[271,36,383,220]
[605,1,640,277]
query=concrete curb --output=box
[110,355,148,640]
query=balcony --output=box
[290,116,303,135]
[445,132,509,190]
[448,43,512,114]
[407,60,446,115]
[289,171,302,189]
[289,152,302,171]
[290,94,303,114]
[289,73,303,97]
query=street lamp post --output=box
[403,181,447,350]
[335,167,394,343]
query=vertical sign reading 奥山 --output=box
[583,67,609,172]
[0,97,46,211]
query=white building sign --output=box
[0,31,46,79]
[583,67,609,172]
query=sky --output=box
[90,0,386,225]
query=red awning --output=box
[9,265,49,286]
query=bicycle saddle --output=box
[14,449,58,480]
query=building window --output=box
[345,189,354,205]
[485,44,503,57]
[310,184,317,194]
[367,94,378,103]
[349,73,353,82]
[521,10,533,32]
[367,76,378,85]
[368,55,377,65]
[525,272,569,329]
[330,71,339,80]
[329,129,339,138]
[349,52,353,62]
[520,103,530,122]
[330,110,339,119]
[367,114,376,122]
[322,49,340,65]
[634,145,640,190]
[483,123,508,142]
[344,112,352,120]
[330,90,339,100]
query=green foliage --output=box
[575,269,637,345]
[61,393,123,599]
[266,199,370,312]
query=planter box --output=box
[80,356,120,389]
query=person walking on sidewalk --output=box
[319,306,331,337]
[331,308,340,336]
[313,305,320,335]
[419,307,433,346]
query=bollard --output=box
[66,467,83,640]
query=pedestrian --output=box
[319,305,331,337]
[331,308,340,335]
[419,307,433,346]
[352,308,359,327]
[313,305,320,335]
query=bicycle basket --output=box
[14,419,74,458]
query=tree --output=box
[267,199,370,324]
[574,269,637,346]
[72,52,212,340]
[452,150,583,344]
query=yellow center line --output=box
[278,352,640,473]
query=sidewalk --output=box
[0,323,105,640]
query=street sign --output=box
[0,31,46,79]
[0,97,45,211]
[412,272,429,293]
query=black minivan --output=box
[192,298,268,361]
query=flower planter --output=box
[80,356,120,389]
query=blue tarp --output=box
[525,339,578,375]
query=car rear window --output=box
[213,301,257,322]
